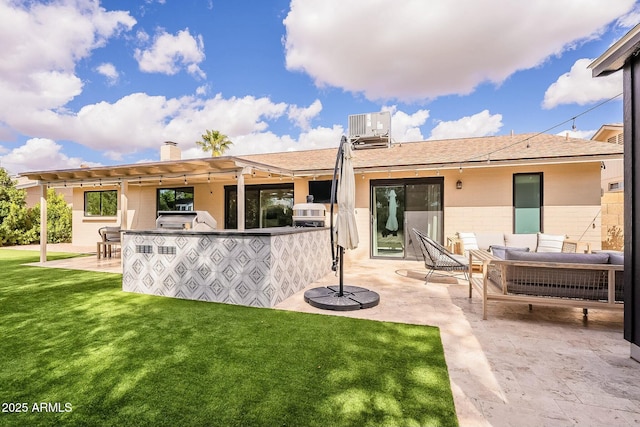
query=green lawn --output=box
[0,249,458,427]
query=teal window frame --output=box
[513,173,543,234]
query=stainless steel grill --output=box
[156,211,217,230]
[292,196,326,227]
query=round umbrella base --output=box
[304,285,380,311]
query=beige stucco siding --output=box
[68,161,604,252]
[72,186,120,246]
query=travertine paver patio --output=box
[19,245,640,426]
[276,258,640,427]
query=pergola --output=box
[20,156,295,263]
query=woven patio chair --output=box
[412,228,469,283]
[97,226,121,259]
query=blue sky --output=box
[0,0,638,174]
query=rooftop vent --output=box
[348,112,391,149]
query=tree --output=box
[0,168,37,245]
[196,130,233,157]
[34,189,72,243]
[0,168,72,246]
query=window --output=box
[84,190,118,216]
[157,187,194,213]
[225,184,294,229]
[308,180,336,203]
[513,173,542,234]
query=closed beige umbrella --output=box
[336,140,359,250]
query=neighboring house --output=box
[21,134,623,260]
[592,123,624,193]
[591,123,624,250]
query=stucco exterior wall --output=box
[69,161,604,252]
[442,162,603,250]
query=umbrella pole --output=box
[338,245,344,297]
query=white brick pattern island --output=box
[122,228,331,308]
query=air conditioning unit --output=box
[348,112,391,149]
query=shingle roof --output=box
[20,132,623,184]
[238,133,623,174]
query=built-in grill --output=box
[156,211,217,230]
[292,196,326,227]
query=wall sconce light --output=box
[456,180,463,190]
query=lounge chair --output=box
[412,228,469,283]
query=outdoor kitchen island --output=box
[121,227,331,308]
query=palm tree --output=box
[196,130,233,157]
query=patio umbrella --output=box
[336,140,359,251]
[303,136,379,311]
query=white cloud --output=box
[195,85,209,96]
[283,0,635,101]
[0,138,99,174]
[287,99,322,130]
[429,110,503,140]
[542,58,623,109]
[0,0,135,116]
[8,92,289,158]
[555,129,597,140]
[134,29,206,79]
[617,5,640,28]
[223,125,344,156]
[383,107,430,142]
[96,63,119,86]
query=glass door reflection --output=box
[372,185,405,257]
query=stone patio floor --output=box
[18,244,640,426]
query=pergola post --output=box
[237,168,245,231]
[39,183,47,263]
[120,180,129,229]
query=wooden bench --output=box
[468,250,623,320]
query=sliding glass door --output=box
[371,178,443,260]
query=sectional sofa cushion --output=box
[489,245,528,259]
[503,250,610,264]
[535,233,565,253]
[594,250,624,265]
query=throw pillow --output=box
[536,233,565,252]
[457,232,479,251]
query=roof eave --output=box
[590,23,640,77]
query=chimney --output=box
[161,141,181,161]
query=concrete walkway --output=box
[12,243,123,274]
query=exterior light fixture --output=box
[456,180,463,190]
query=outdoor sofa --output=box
[469,248,624,319]
[456,231,589,255]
